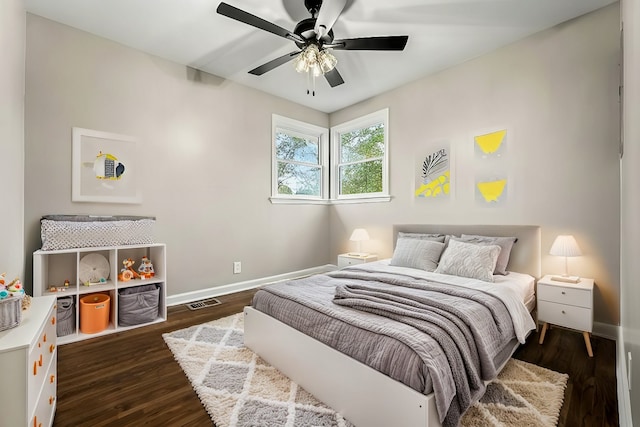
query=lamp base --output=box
[550,275,580,284]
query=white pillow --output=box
[434,239,501,282]
[390,238,445,272]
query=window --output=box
[331,108,389,201]
[271,115,329,202]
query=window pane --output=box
[277,162,321,196]
[339,160,383,195]
[276,131,319,164]
[340,123,384,163]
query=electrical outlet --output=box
[233,261,241,274]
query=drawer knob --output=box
[50,374,55,383]
[50,344,55,353]
[51,317,56,325]
[43,333,47,342]
[33,361,37,375]
[49,395,55,405]
[561,291,566,295]
[562,310,566,314]
[39,354,43,367]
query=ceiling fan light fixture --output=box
[294,44,337,76]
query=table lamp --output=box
[348,228,370,256]
[549,234,582,283]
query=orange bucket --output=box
[79,293,110,334]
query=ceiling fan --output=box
[216,0,409,95]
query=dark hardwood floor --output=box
[53,290,618,426]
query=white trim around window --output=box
[270,114,329,203]
[330,108,390,202]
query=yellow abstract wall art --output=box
[476,178,507,203]
[415,147,450,199]
[474,129,507,157]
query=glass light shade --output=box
[318,49,337,73]
[294,45,336,76]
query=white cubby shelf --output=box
[33,243,166,344]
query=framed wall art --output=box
[72,127,141,204]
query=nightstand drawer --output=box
[538,301,592,332]
[337,254,377,268]
[537,283,591,308]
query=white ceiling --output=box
[24,0,616,113]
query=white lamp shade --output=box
[349,228,370,242]
[549,235,582,257]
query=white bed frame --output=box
[244,225,541,427]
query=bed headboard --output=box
[392,224,541,278]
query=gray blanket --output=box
[252,269,516,427]
[329,269,515,427]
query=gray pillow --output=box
[460,234,517,275]
[397,232,446,243]
[390,238,446,272]
[434,239,501,282]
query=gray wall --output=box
[621,0,640,419]
[24,14,330,296]
[0,0,26,280]
[329,4,621,325]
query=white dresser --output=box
[0,296,57,426]
[537,275,594,357]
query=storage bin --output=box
[0,295,23,332]
[79,293,110,334]
[118,284,159,326]
[56,296,75,337]
[40,215,155,251]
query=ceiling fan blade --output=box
[324,67,345,87]
[217,2,303,43]
[331,35,409,51]
[314,0,347,39]
[248,51,301,75]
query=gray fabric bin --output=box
[118,284,159,326]
[40,215,156,251]
[57,296,75,336]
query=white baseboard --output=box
[593,321,618,340]
[166,264,338,306]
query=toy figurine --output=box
[137,256,155,279]
[118,258,140,282]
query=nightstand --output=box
[537,275,594,357]
[337,253,378,268]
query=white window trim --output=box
[330,108,390,202]
[270,114,329,203]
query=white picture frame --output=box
[72,127,141,204]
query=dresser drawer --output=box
[28,303,57,414]
[537,283,591,308]
[538,300,592,332]
[31,359,57,427]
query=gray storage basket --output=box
[118,284,160,326]
[0,295,23,332]
[56,296,75,337]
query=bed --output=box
[244,225,541,427]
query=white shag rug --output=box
[163,313,568,427]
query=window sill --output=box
[269,195,391,205]
[269,197,330,205]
